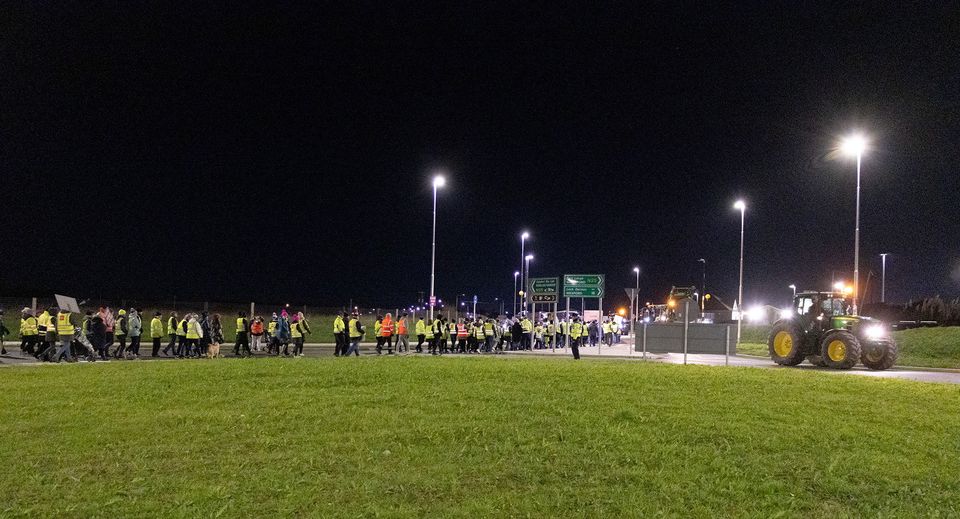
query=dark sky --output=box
[3,3,959,310]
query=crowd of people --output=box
[335,312,625,360]
[9,306,626,363]
[12,306,314,362]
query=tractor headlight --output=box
[780,309,794,319]
[865,325,886,339]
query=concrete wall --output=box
[637,323,735,354]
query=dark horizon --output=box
[3,4,959,311]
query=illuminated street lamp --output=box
[734,200,746,347]
[841,134,867,315]
[880,253,888,303]
[428,174,445,321]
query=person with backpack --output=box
[250,316,265,352]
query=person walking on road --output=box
[395,313,409,353]
[250,316,265,352]
[234,311,251,357]
[415,316,426,353]
[54,308,79,363]
[127,308,143,358]
[295,312,310,356]
[18,308,39,357]
[333,312,346,356]
[113,309,128,359]
[150,311,164,357]
[346,313,363,356]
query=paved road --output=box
[3,341,960,385]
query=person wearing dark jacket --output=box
[510,320,523,351]
[90,315,107,360]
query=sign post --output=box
[563,275,605,356]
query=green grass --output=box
[895,327,960,368]
[2,357,960,517]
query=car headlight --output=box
[865,325,885,339]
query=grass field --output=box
[2,357,960,517]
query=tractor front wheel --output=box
[820,330,861,370]
[768,322,805,366]
[861,339,898,371]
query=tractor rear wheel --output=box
[820,330,861,370]
[768,322,805,366]
[806,355,826,367]
[860,338,898,370]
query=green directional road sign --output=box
[563,274,604,286]
[563,274,605,298]
[563,286,604,297]
[530,277,559,294]
[529,277,559,303]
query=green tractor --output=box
[768,290,898,370]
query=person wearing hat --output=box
[19,308,40,357]
[113,309,128,359]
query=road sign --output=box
[563,286,604,297]
[564,274,604,286]
[562,274,605,298]
[529,277,559,294]
[531,294,558,303]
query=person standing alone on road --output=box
[569,316,583,360]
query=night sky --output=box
[3,4,959,310]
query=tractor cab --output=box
[793,291,852,326]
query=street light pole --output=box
[632,267,640,332]
[734,200,746,347]
[697,258,706,315]
[841,134,866,315]
[513,271,520,316]
[524,254,534,313]
[880,253,888,303]
[789,284,796,300]
[428,175,445,322]
[519,231,529,314]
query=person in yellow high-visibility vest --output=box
[234,311,250,357]
[568,316,583,360]
[333,312,347,356]
[150,311,164,357]
[162,312,179,356]
[346,313,364,357]
[415,316,427,353]
[19,307,40,357]
[54,308,79,363]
